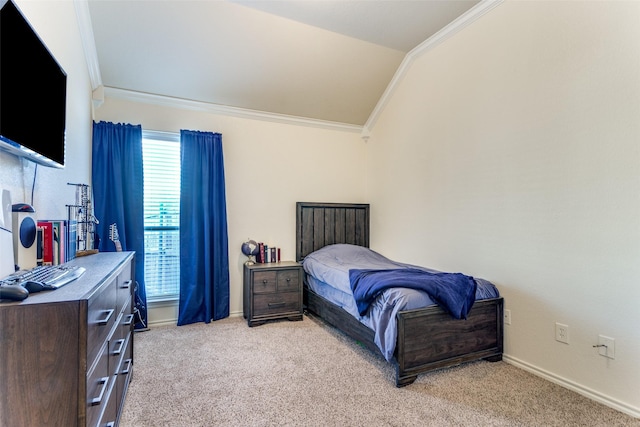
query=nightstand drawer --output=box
[253,271,277,293]
[277,270,299,292]
[253,291,300,316]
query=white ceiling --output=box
[86,0,480,127]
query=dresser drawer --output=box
[253,271,277,293]
[109,319,127,378]
[115,336,133,413]
[86,341,110,427]
[87,280,117,365]
[119,303,134,342]
[253,291,300,316]
[96,382,118,427]
[116,271,133,315]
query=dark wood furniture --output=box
[243,261,303,327]
[296,202,503,387]
[0,252,135,427]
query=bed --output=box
[296,202,503,387]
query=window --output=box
[142,131,180,300]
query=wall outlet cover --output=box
[555,323,569,344]
[504,309,511,325]
[598,335,615,359]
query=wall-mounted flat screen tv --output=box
[0,0,67,168]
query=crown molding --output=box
[363,0,504,135]
[76,0,501,136]
[74,0,102,90]
[75,1,361,133]
[103,88,364,133]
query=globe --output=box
[241,239,259,264]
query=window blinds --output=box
[142,136,180,300]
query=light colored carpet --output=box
[120,315,638,427]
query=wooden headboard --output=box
[296,202,370,262]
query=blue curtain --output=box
[92,121,148,329]
[177,130,229,325]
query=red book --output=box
[37,221,54,265]
[257,242,265,263]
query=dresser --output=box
[0,252,135,427]
[243,261,303,327]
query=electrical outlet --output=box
[598,335,615,359]
[555,323,569,344]
[504,309,511,325]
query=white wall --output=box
[93,97,366,320]
[366,0,639,416]
[0,2,92,240]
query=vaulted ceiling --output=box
[85,0,481,127]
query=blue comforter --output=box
[349,268,477,319]
[303,244,500,361]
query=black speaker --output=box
[12,204,37,270]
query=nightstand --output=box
[243,261,303,327]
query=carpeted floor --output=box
[120,314,638,427]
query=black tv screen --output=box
[0,0,67,168]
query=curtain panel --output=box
[177,130,230,325]
[92,121,148,329]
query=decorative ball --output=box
[241,239,259,257]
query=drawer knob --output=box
[97,309,115,326]
[112,338,126,356]
[90,377,109,406]
[121,358,132,375]
[262,279,268,284]
[123,314,134,326]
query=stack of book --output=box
[255,242,281,264]
[36,219,77,265]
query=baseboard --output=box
[503,354,639,419]
[147,303,243,328]
[147,318,177,328]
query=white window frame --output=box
[142,130,180,302]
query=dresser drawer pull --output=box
[262,279,269,284]
[268,302,286,308]
[97,309,115,326]
[121,279,133,289]
[121,358,132,375]
[112,339,126,356]
[90,377,109,406]
[123,314,134,326]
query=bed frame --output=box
[296,202,503,387]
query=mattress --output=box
[302,244,500,361]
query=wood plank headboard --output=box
[296,202,370,262]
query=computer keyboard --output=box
[0,264,86,289]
